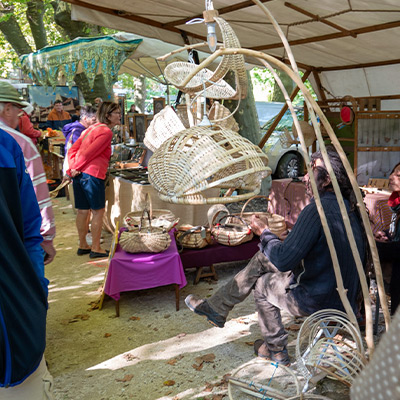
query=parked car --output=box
[257,104,305,179]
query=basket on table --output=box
[123,193,179,232]
[143,105,185,152]
[175,224,213,252]
[211,211,253,246]
[236,195,287,237]
[119,210,171,254]
[148,125,271,205]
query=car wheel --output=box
[275,153,303,179]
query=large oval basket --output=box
[148,125,271,204]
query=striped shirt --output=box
[0,120,56,244]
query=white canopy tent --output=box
[68,0,400,106]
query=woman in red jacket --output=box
[67,102,121,259]
[18,104,42,145]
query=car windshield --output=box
[261,108,304,133]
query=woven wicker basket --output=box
[164,62,236,99]
[123,193,179,232]
[119,210,172,253]
[211,213,253,246]
[176,225,212,250]
[163,17,247,99]
[208,101,239,131]
[148,125,271,204]
[143,105,185,152]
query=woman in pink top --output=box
[68,102,121,258]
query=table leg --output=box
[175,284,180,311]
[194,265,218,284]
[115,300,120,317]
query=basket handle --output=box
[143,192,153,219]
[240,195,270,218]
[139,208,152,232]
[213,213,250,228]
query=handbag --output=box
[123,193,179,232]
[175,225,212,251]
[211,211,253,246]
[119,209,171,254]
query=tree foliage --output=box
[0,0,115,100]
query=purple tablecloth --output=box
[180,236,260,269]
[104,230,187,301]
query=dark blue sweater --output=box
[259,192,364,314]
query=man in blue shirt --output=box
[0,128,53,398]
[185,147,365,366]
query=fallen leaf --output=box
[245,341,254,346]
[153,327,158,331]
[287,324,301,331]
[104,333,112,338]
[116,374,134,382]
[123,353,138,361]
[129,316,140,321]
[195,353,215,364]
[163,380,175,386]
[192,363,203,371]
[164,314,171,319]
[211,395,224,400]
[74,314,90,320]
[167,359,178,366]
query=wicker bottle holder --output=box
[123,193,179,232]
[175,225,213,251]
[143,105,185,152]
[119,210,172,254]
[211,212,253,246]
[148,125,271,205]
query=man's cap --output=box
[0,81,30,108]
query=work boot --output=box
[254,339,291,366]
[185,294,226,328]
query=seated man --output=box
[46,99,71,130]
[185,147,365,366]
[374,161,400,315]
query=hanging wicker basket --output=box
[143,105,185,152]
[208,101,239,131]
[148,125,271,204]
[163,17,247,99]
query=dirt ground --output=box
[46,196,355,400]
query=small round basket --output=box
[148,125,271,204]
[123,193,179,232]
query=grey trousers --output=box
[207,251,308,351]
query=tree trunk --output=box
[271,69,295,102]
[0,3,32,56]
[74,73,111,104]
[224,70,261,144]
[133,76,147,113]
[26,0,47,50]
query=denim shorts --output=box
[72,173,105,210]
